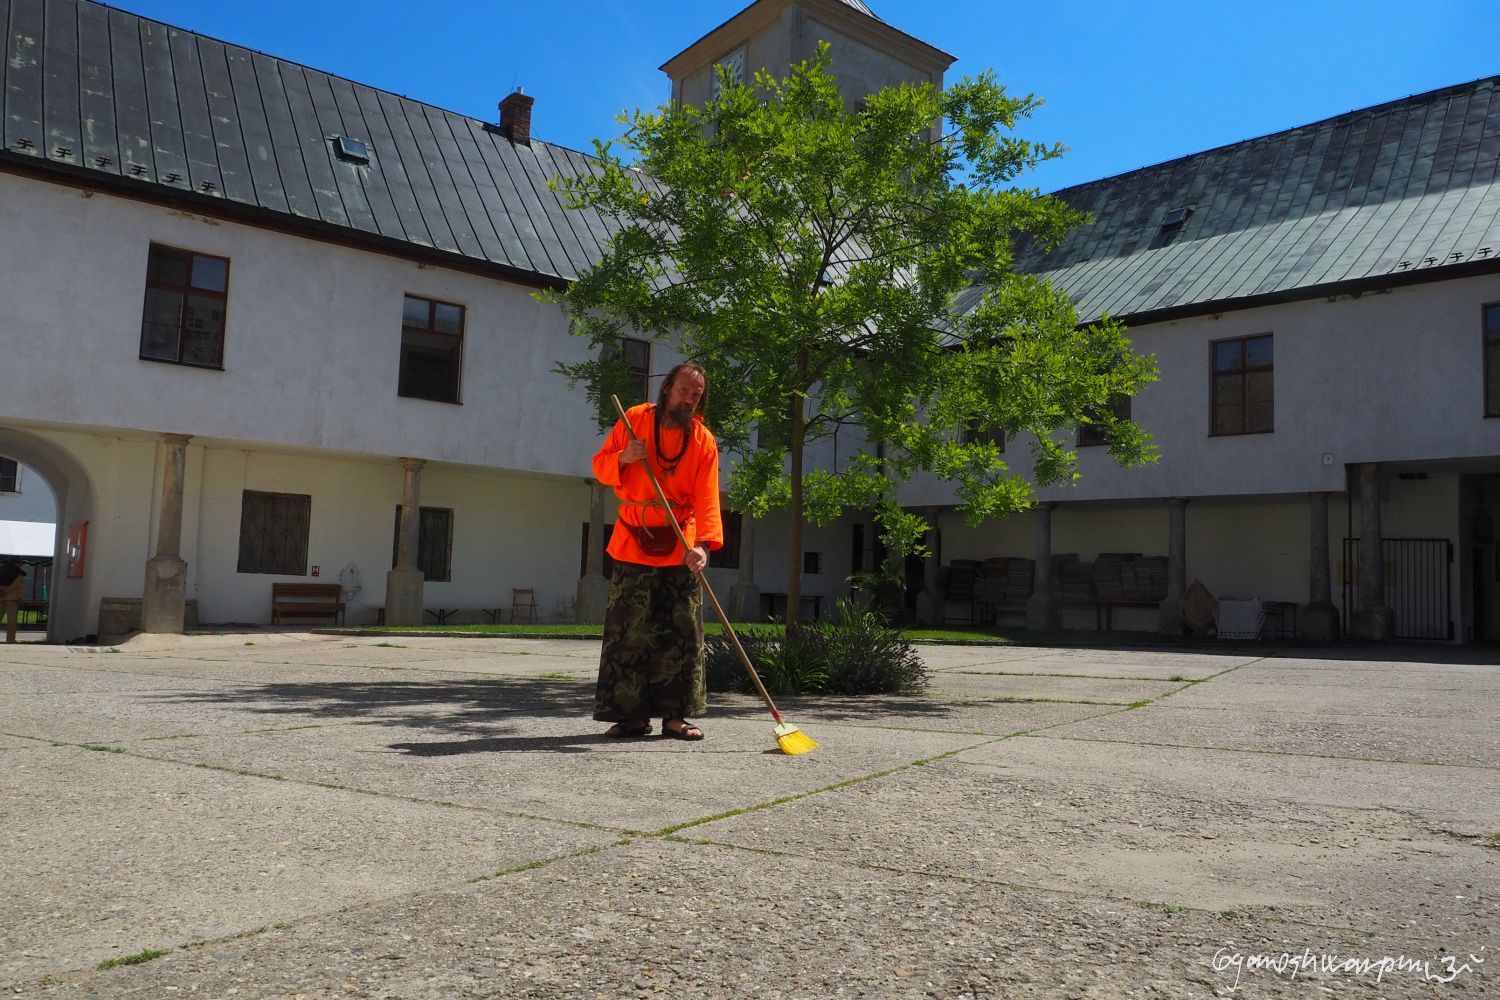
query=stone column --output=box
[728,515,761,621]
[915,507,942,625]
[1026,503,1060,630]
[575,480,611,624]
[1302,491,1339,641]
[383,458,426,626]
[1349,463,1394,640]
[1157,498,1189,636]
[141,434,192,634]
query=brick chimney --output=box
[498,89,534,147]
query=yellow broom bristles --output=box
[774,722,819,756]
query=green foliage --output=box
[706,600,926,697]
[548,46,1158,626]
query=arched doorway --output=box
[0,429,97,643]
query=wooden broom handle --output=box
[610,395,784,722]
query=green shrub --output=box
[705,600,926,697]
[817,599,927,695]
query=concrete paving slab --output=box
[2,637,1496,998]
[1164,675,1499,720]
[1225,658,1500,690]
[0,745,619,983]
[965,734,1500,833]
[920,645,1251,680]
[0,664,228,694]
[3,671,600,744]
[695,757,1499,937]
[26,839,1488,999]
[1044,703,1500,767]
[926,671,1185,704]
[116,710,988,832]
[775,693,1124,736]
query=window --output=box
[237,491,310,575]
[1486,303,1500,417]
[399,295,465,403]
[580,522,618,578]
[620,338,651,405]
[962,420,1005,452]
[1211,334,1273,435]
[140,243,230,368]
[392,506,453,581]
[709,511,742,570]
[803,551,822,575]
[0,457,18,493]
[1079,395,1132,447]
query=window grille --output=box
[237,491,310,575]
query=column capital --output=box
[161,433,193,447]
[1166,496,1190,508]
[399,457,426,473]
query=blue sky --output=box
[109,0,1498,192]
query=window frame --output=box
[236,490,311,576]
[961,420,1006,452]
[1484,302,1500,418]
[0,457,18,493]
[398,294,466,405]
[1078,395,1132,448]
[621,337,651,406]
[709,511,742,570]
[139,243,231,370]
[391,505,454,582]
[1209,333,1274,437]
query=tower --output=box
[661,0,954,109]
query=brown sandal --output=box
[662,719,704,741]
[605,720,652,738]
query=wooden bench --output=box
[271,582,345,626]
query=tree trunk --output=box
[785,352,808,639]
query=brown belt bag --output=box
[627,523,679,557]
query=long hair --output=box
[0,560,22,587]
[656,361,708,419]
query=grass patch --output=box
[1139,900,1186,914]
[243,641,255,646]
[539,672,576,680]
[373,641,406,648]
[82,743,124,753]
[98,948,169,970]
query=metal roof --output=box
[0,0,614,284]
[1016,76,1500,324]
[837,0,882,20]
[4,0,1496,317]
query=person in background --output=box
[0,558,27,644]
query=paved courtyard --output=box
[1,632,1495,998]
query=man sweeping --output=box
[591,362,723,741]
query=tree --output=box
[548,47,1157,633]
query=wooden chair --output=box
[510,587,538,623]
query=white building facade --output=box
[2,0,1497,643]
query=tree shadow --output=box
[149,675,963,740]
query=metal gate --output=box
[1341,538,1452,640]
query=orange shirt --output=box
[592,403,724,567]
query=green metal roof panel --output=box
[0,0,601,283]
[1019,76,1500,322]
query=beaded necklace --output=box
[652,405,690,477]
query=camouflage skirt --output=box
[593,563,707,722]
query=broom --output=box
[611,395,818,756]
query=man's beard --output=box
[663,402,695,427]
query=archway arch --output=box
[0,428,97,642]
